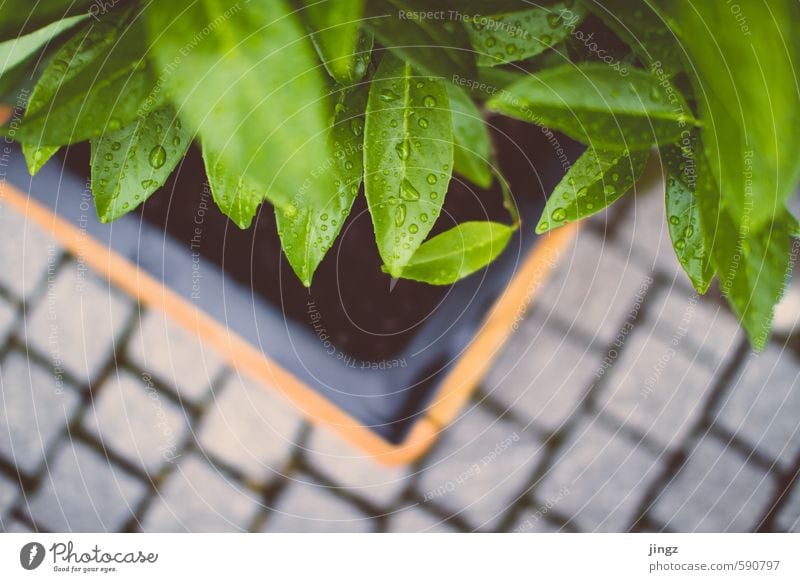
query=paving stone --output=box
[776,482,800,532]
[598,329,716,450]
[0,472,19,516]
[141,454,262,532]
[262,480,373,532]
[509,507,564,533]
[198,374,303,481]
[27,441,147,532]
[651,438,773,532]
[416,406,543,531]
[0,351,80,474]
[304,426,411,508]
[83,371,190,475]
[716,346,800,469]
[387,506,458,532]
[537,229,654,345]
[647,286,741,364]
[0,297,16,346]
[1,518,35,533]
[0,204,58,301]
[25,261,133,383]
[536,417,660,532]
[128,310,225,403]
[485,312,599,433]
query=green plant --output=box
[1,0,799,349]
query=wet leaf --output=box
[276,84,368,286]
[465,2,586,67]
[11,13,160,148]
[651,0,800,231]
[20,12,126,174]
[364,54,453,277]
[536,146,648,233]
[663,134,715,292]
[91,105,190,222]
[301,0,372,85]
[0,0,95,43]
[486,63,695,149]
[390,221,514,285]
[144,0,332,211]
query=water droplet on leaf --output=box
[400,179,420,201]
[148,145,167,169]
[395,204,407,227]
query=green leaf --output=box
[144,0,333,211]
[390,221,514,285]
[275,84,368,286]
[364,0,475,79]
[486,63,695,149]
[364,54,453,277]
[446,83,492,189]
[19,13,124,174]
[651,0,800,231]
[0,14,86,73]
[11,13,160,147]
[536,146,648,233]
[586,0,683,76]
[709,207,795,351]
[202,146,264,231]
[0,0,95,43]
[300,0,372,85]
[465,2,586,67]
[663,136,715,293]
[90,105,190,222]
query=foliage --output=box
[1,0,799,349]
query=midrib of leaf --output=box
[529,100,696,125]
[398,59,413,188]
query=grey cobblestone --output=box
[0,351,80,475]
[776,483,800,532]
[716,346,800,469]
[198,374,303,481]
[304,426,411,508]
[619,171,683,278]
[509,509,564,532]
[485,312,599,433]
[141,454,262,532]
[387,506,458,532]
[0,297,16,346]
[2,519,35,532]
[416,406,543,531]
[25,261,134,383]
[0,472,18,517]
[651,438,773,532]
[0,204,57,301]
[128,310,225,403]
[598,330,716,450]
[536,417,660,532]
[83,371,190,475]
[537,230,654,345]
[646,287,741,364]
[27,441,147,532]
[262,480,374,532]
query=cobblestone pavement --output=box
[1,173,799,533]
